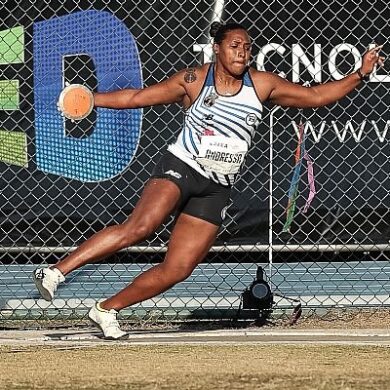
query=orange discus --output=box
[57,84,94,121]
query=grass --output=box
[1,344,389,390]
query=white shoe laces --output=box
[105,311,121,330]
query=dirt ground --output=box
[1,343,390,390]
[1,309,390,390]
[286,308,390,329]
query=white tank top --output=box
[168,64,263,186]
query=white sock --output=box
[51,267,65,281]
[96,302,109,312]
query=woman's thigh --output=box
[123,178,181,233]
[163,212,220,273]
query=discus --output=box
[57,84,94,121]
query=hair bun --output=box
[209,21,222,38]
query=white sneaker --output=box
[32,267,65,301]
[88,303,127,340]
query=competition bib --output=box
[196,136,248,175]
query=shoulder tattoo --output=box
[184,68,197,83]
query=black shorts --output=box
[151,152,231,226]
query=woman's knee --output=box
[116,222,154,247]
[163,261,197,283]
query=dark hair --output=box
[209,21,247,44]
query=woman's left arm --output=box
[263,45,384,108]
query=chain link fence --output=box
[1,0,389,324]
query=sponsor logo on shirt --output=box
[246,113,259,126]
[164,170,182,179]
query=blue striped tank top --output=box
[167,64,263,186]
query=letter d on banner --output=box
[33,10,142,181]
